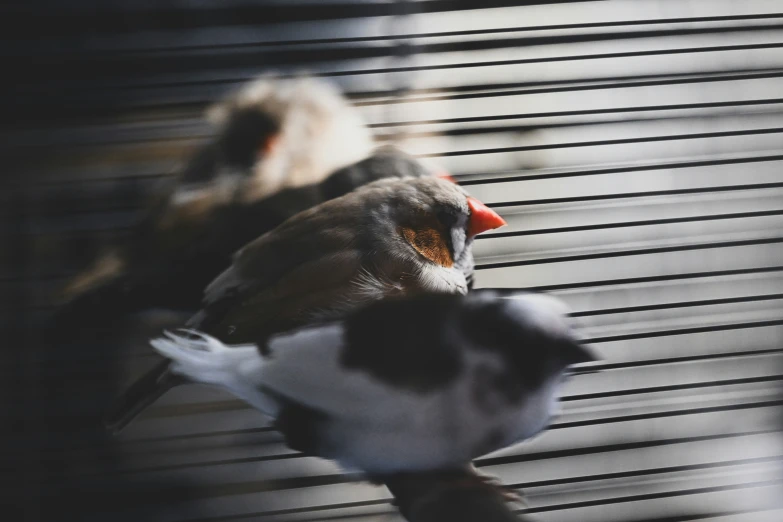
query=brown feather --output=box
[400,225,454,268]
[191,177,469,341]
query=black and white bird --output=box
[104,176,507,433]
[148,291,594,475]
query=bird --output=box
[46,76,395,341]
[187,75,375,201]
[146,290,595,477]
[104,176,507,433]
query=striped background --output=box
[3,1,783,521]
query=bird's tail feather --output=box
[103,358,184,435]
[154,330,277,417]
[106,330,276,435]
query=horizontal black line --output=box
[571,293,783,317]
[322,42,783,78]
[479,209,783,239]
[357,69,783,107]
[505,184,783,216]
[379,111,783,142]
[618,508,783,522]
[476,429,777,467]
[366,67,783,97]
[519,478,783,515]
[295,501,779,522]
[42,64,714,98]
[84,66,783,104]
[118,426,278,446]
[32,22,783,62]
[374,98,783,128]
[510,455,783,490]
[579,348,783,374]
[54,13,783,54]
[476,236,783,270]
[582,318,783,344]
[459,153,783,185]
[141,399,248,419]
[183,498,391,522]
[419,126,783,158]
[549,398,783,430]
[58,450,304,479]
[46,428,780,484]
[486,265,783,293]
[0,1,606,39]
[561,374,783,402]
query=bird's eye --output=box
[436,209,457,228]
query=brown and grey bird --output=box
[105,176,507,433]
[47,77,381,337]
[146,291,594,476]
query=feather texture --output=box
[151,292,593,474]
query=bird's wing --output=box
[255,324,443,427]
[254,297,463,422]
[147,324,424,428]
[189,196,368,340]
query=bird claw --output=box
[467,466,526,506]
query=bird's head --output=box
[208,76,373,200]
[461,291,597,389]
[368,177,506,293]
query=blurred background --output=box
[2,1,783,521]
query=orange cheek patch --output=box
[400,226,454,268]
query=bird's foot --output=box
[150,329,257,386]
[466,465,526,506]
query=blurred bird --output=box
[53,147,444,329]
[105,176,507,433]
[47,77,382,336]
[147,291,594,476]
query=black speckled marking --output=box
[340,294,465,393]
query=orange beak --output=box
[435,170,457,183]
[467,197,506,238]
